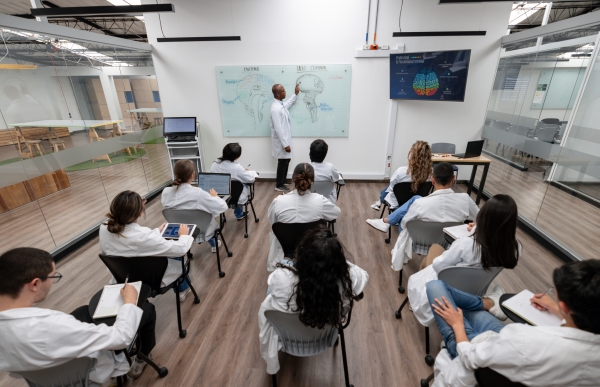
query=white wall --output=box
[143,0,512,179]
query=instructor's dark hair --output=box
[282,227,355,329]
[216,143,242,163]
[292,163,314,195]
[309,139,328,163]
[104,190,145,236]
[432,162,455,186]
[554,259,600,334]
[0,248,54,298]
[472,194,519,270]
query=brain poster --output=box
[216,64,351,137]
[389,50,471,101]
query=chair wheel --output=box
[227,252,233,257]
[219,272,226,278]
[425,354,435,366]
[398,286,405,294]
[395,311,401,319]
[158,367,169,378]
[244,233,248,238]
[193,297,200,304]
[179,330,187,338]
[385,238,390,244]
[255,218,260,223]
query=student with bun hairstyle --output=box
[266,163,341,271]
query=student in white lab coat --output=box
[310,139,342,204]
[370,140,433,211]
[99,191,195,303]
[427,259,600,387]
[163,159,227,252]
[0,248,156,386]
[210,142,258,220]
[407,194,521,326]
[267,163,341,271]
[258,227,369,375]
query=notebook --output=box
[501,290,563,327]
[443,224,474,240]
[93,281,142,319]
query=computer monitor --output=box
[197,173,231,196]
[163,117,197,137]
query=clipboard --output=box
[92,281,142,319]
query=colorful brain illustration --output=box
[412,69,439,97]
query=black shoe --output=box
[275,186,288,192]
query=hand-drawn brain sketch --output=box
[236,74,275,124]
[296,74,324,122]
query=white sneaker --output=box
[211,240,222,253]
[127,354,153,379]
[484,285,507,321]
[179,287,191,303]
[370,200,381,210]
[101,377,117,387]
[366,218,391,233]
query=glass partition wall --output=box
[0,27,170,253]
[481,22,600,260]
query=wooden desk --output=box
[431,155,491,205]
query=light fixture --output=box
[30,4,174,18]
[0,64,38,70]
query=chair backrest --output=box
[438,266,504,296]
[392,181,433,208]
[536,126,558,143]
[431,142,456,154]
[229,180,244,207]
[264,311,338,357]
[272,220,326,258]
[405,220,464,255]
[474,367,527,387]
[510,125,531,137]
[540,118,560,125]
[17,357,95,387]
[99,254,169,292]
[311,180,334,197]
[162,208,214,240]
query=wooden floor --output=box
[0,181,565,387]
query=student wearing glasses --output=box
[0,248,157,387]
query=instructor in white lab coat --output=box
[270,83,300,192]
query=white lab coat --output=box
[311,161,341,204]
[258,262,369,374]
[0,304,142,384]
[432,324,600,387]
[267,190,341,271]
[161,183,227,242]
[270,94,297,159]
[210,160,258,205]
[384,166,412,208]
[391,189,479,270]
[99,223,194,287]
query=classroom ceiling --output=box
[509,1,600,33]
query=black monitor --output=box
[163,117,197,137]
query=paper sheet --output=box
[443,224,474,240]
[501,289,563,326]
[93,281,142,319]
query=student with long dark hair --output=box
[258,228,369,375]
[211,143,258,220]
[266,163,340,271]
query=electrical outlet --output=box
[362,44,370,50]
[380,44,389,50]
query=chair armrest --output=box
[337,179,345,186]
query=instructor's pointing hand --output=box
[285,146,291,153]
[295,83,301,95]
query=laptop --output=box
[452,140,484,159]
[197,172,231,197]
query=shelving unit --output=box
[165,123,205,184]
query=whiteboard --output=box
[531,68,585,110]
[216,64,351,137]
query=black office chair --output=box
[230,181,259,238]
[420,367,527,387]
[272,220,326,258]
[98,254,200,338]
[380,181,433,244]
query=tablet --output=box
[161,223,196,239]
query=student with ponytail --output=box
[266,163,341,271]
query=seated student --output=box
[309,139,342,204]
[267,163,341,271]
[210,143,258,220]
[407,194,520,325]
[0,248,157,386]
[370,140,432,211]
[427,259,600,387]
[258,227,369,375]
[162,159,227,253]
[99,191,194,302]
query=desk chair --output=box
[14,126,45,157]
[536,126,559,144]
[311,180,340,236]
[431,142,459,177]
[397,265,503,366]
[230,181,259,238]
[16,357,95,387]
[265,308,355,387]
[162,209,232,278]
[272,220,326,258]
[540,118,560,125]
[40,127,66,153]
[380,181,433,245]
[98,254,200,338]
[16,134,35,159]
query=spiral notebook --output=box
[93,281,142,319]
[501,290,563,327]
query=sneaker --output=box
[178,287,191,303]
[236,212,247,221]
[484,286,507,321]
[101,377,117,387]
[275,186,288,192]
[211,240,222,253]
[366,218,391,233]
[370,201,381,210]
[440,340,446,349]
[127,354,153,379]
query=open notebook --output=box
[443,224,474,240]
[501,290,563,326]
[93,281,142,319]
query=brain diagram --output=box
[236,74,275,125]
[412,69,439,97]
[296,74,324,123]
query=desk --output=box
[432,155,491,205]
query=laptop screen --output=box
[197,173,230,195]
[163,117,196,136]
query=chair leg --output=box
[136,351,169,378]
[215,231,225,278]
[398,268,405,293]
[244,203,249,238]
[249,199,259,223]
[331,220,337,237]
[220,230,233,257]
[385,207,392,244]
[395,297,409,319]
[379,203,386,219]
[271,373,277,387]
[339,328,354,387]
[420,372,434,387]
[183,275,201,304]
[174,287,186,338]
[425,326,434,365]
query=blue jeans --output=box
[208,237,217,247]
[379,187,389,203]
[387,195,421,231]
[426,280,504,358]
[171,257,191,293]
[234,205,244,219]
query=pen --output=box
[123,275,129,289]
[247,164,251,167]
[537,286,553,298]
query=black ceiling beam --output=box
[157,36,241,42]
[31,4,174,18]
[41,1,118,37]
[508,25,542,30]
[393,31,486,37]
[11,14,36,19]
